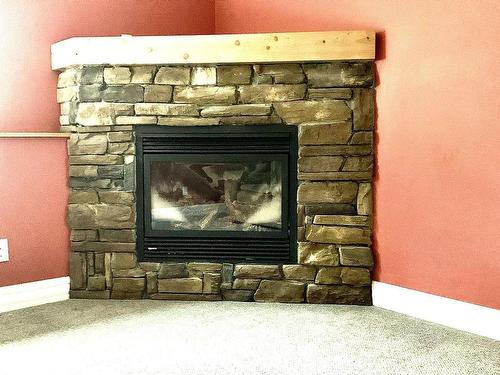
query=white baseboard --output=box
[0,277,69,314]
[372,281,500,340]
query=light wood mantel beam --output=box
[51,31,375,70]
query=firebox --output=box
[136,125,298,264]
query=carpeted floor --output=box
[0,300,498,375]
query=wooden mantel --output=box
[51,31,375,70]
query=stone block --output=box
[217,65,252,85]
[69,166,98,178]
[304,204,356,216]
[146,272,158,294]
[97,165,124,179]
[187,262,222,278]
[282,265,316,281]
[107,142,135,155]
[57,86,79,103]
[221,263,234,286]
[357,183,372,216]
[72,242,135,253]
[135,103,198,116]
[86,252,95,276]
[343,156,373,172]
[239,84,305,103]
[339,246,373,267]
[233,278,261,290]
[104,67,131,84]
[191,67,216,85]
[200,104,272,117]
[254,64,304,83]
[95,253,105,274]
[234,264,281,279]
[151,293,221,301]
[139,262,161,272]
[69,252,86,290]
[351,88,374,130]
[155,67,190,85]
[58,68,81,88]
[306,284,371,305]
[113,278,145,292]
[275,101,351,125]
[299,145,372,157]
[298,242,339,266]
[95,205,135,229]
[70,290,110,299]
[350,131,373,145]
[68,204,97,229]
[308,88,352,100]
[298,182,358,204]
[79,84,103,101]
[81,67,104,85]
[157,117,220,126]
[315,267,342,284]
[254,280,305,303]
[174,86,236,104]
[219,115,281,125]
[105,253,112,288]
[298,171,371,181]
[298,156,343,172]
[203,273,222,294]
[107,131,132,142]
[144,85,173,102]
[313,215,370,227]
[76,103,134,126]
[115,116,157,125]
[87,275,106,291]
[306,225,371,245]
[221,289,254,302]
[69,178,112,189]
[111,291,143,299]
[341,267,371,286]
[111,253,136,270]
[103,85,144,103]
[70,229,98,242]
[158,263,188,279]
[99,229,135,242]
[131,66,155,84]
[113,268,146,278]
[69,190,98,204]
[158,278,203,294]
[304,62,373,87]
[298,123,351,145]
[69,133,108,155]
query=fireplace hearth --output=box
[136,125,297,263]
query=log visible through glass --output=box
[150,160,282,231]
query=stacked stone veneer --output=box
[58,61,374,304]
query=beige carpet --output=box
[0,300,498,375]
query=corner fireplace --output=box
[136,125,298,264]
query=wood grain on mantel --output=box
[51,31,376,70]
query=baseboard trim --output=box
[0,277,69,314]
[372,281,500,340]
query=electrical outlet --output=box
[0,239,9,262]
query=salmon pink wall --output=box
[0,0,215,287]
[215,0,500,309]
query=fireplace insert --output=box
[136,125,298,263]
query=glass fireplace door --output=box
[143,154,289,238]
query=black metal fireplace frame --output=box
[135,125,298,264]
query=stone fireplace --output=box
[55,31,375,304]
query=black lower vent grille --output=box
[143,238,291,263]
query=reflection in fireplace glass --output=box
[150,160,282,231]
